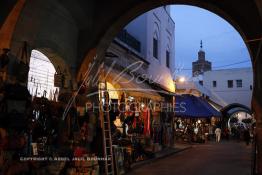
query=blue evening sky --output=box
[170,5,252,78]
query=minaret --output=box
[192,40,212,77]
[198,40,205,61]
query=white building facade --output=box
[202,68,253,108]
[124,6,175,92]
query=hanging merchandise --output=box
[119,93,126,137]
[53,88,59,102]
[48,89,53,101]
[113,145,125,175]
[71,107,81,141]
[152,113,161,144]
[0,49,10,68]
[142,107,151,136]
[54,66,64,87]
[15,41,30,83]
[0,83,31,130]
[62,69,69,88]
[0,48,10,82]
[119,93,126,121]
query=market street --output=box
[127,141,252,175]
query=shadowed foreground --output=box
[127,141,252,175]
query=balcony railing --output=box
[105,52,148,76]
[116,29,141,53]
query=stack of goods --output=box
[113,145,125,175]
[65,148,99,175]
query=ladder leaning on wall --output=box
[99,81,115,175]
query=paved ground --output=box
[127,141,252,175]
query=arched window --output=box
[166,45,170,68]
[153,31,159,59]
[153,22,160,59]
[27,50,58,100]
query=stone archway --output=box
[0,0,262,173]
[36,48,73,86]
[221,103,254,131]
[27,48,75,97]
[77,2,261,173]
[221,103,253,116]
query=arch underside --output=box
[221,103,253,119]
[1,0,262,173]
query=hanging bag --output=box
[15,41,30,83]
[0,48,10,82]
[62,69,68,88]
[54,66,62,87]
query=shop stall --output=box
[103,72,176,174]
[174,94,222,143]
[0,84,101,174]
[101,69,166,174]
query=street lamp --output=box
[178,77,186,83]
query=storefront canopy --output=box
[105,68,164,101]
[175,94,222,118]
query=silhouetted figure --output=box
[224,128,230,140]
[243,129,251,146]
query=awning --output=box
[104,68,164,101]
[175,94,222,118]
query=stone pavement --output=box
[127,141,252,175]
[130,143,192,169]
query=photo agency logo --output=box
[62,55,188,119]
[85,100,187,113]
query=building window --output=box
[236,79,242,88]
[153,38,158,59]
[166,51,170,68]
[199,80,203,86]
[227,80,233,88]
[212,81,217,87]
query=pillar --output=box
[0,0,25,52]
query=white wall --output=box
[125,6,175,92]
[203,68,253,108]
[125,15,147,56]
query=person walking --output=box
[224,128,230,140]
[243,128,251,146]
[215,127,222,142]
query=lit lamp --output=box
[174,76,185,94]
[178,77,185,83]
